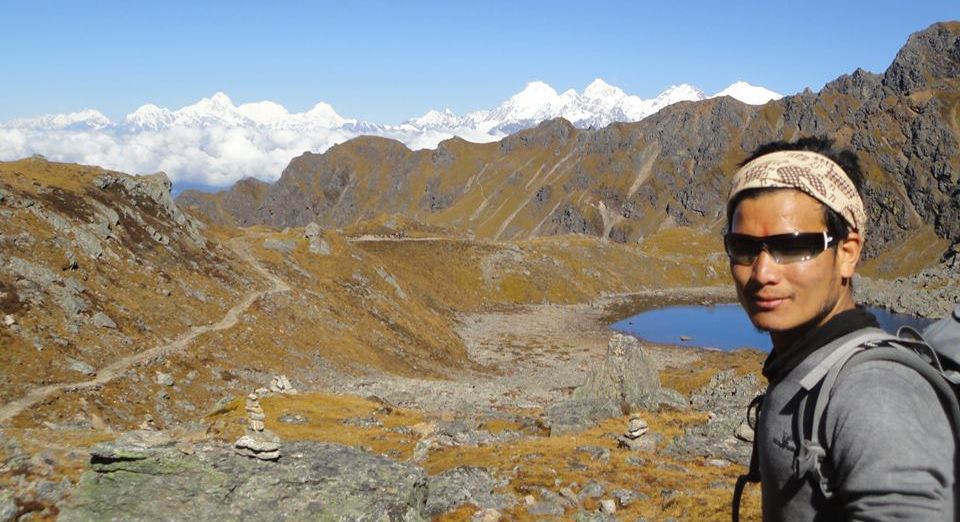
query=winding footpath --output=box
[0,237,289,426]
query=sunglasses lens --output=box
[724,235,761,265]
[724,232,830,265]
[766,234,823,263]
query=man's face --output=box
[729,189,855,338]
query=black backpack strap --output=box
[732,393,763,522]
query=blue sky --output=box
[2,1,957,124]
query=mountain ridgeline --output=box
[178,22,960,259]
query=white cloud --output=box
[0,80,781,188]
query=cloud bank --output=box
[0,80,781,189]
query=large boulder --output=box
[60,434,429,522]
[571,333,675,410]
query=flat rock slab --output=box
[60,440,428,522]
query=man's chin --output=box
[746,310,793,333]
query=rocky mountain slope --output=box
[1,156,761,520]
[180,22,960,263]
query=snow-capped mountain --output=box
[0,79,782,187]
[117,93,358,132]
[6,109,112,131]
[710,81,783,105]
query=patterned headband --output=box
[727,150,867,237]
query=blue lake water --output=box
[610,304,935,352]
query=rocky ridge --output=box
[180,22,960,263]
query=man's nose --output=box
[751,250,780,283]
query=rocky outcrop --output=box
[665,369,764,465]
[60,436,430,522]
[545,333,686,434]
[179,22,960,263]
[855,262,960,318]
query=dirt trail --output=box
[0,236,289,426]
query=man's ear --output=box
[838,232,862,278]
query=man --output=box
[726,137,955,520]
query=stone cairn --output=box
[234,378,293,461]
[269,375,297,394]
[616,414,654,451]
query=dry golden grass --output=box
[200,391,762,521]
[206,393,426,460]
[423,411,760,521]
[661,349,765,396]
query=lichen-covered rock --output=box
[425,466,514,517]
[60,440,429,522]
[572,333,666,410]
[304,222,332,255]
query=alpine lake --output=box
[611,304,934,352]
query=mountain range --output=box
[177,22,960,263]
[0,80,780,187]
[7,79,780,134]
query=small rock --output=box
[0,491,16,522]
[559,486,580,506]
[278,414,307,424]
[410,421,437,438]
[579,480,605,501]
[707,458,731,468]
[3,315,14,327]
[90,311,117,329]
[617,433,658,452]
[524,495,536,505]
[472,508,502,522]
[627,415,649,438]
[735,422,755,443]
[575,445,610,462]
[62,251,78,270]
[155,372,174,386]
[36,477,72,503]
[269,375,297,394]
[599,498,617,514]
[527,499,565,516]
[234,432,281,461]
[66,358,96,376]
[412,438,434,462]
[612,488,645,507]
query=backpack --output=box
[732,304,960,522]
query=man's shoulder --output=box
[780,326,890,385]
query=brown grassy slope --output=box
[0,158,258,406]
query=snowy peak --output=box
[5,109,112,131]
[405,109,462,129]
[659,84,706,102]
[711,81,782,105]
[122,104,174,130]
[583,78,624,100]
[172,92,248,127]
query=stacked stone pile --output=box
[616,415,657,452]
[269,374,298,394]
[234,392,281,461]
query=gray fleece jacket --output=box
[758,327,956,521]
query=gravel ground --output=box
[318,288,729,416]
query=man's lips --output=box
[750,296,788,310]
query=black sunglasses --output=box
[723,231,839,265]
